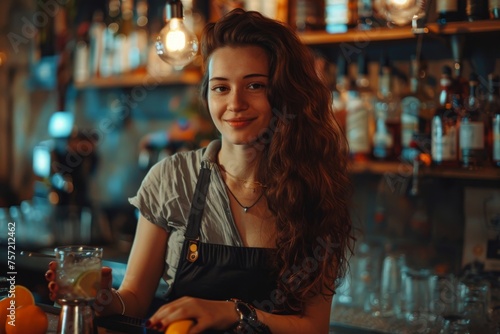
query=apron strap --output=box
[185,160,212,240]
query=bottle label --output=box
[347,106,370,153]
[436,0,458,12]
[459,121,484,150]
[493,115,500,160]
[432,117,457,162]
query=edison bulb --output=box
[374,0,426,26]
[156,18,199,70]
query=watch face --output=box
[236,301,253,318]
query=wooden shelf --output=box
[350,161,500,180]
[74,70,202,89]
[299,19,500,45]
[423,165,500,180]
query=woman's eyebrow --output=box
[209,73,269,81]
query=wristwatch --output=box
[228,298,271,333]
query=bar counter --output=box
[16,247,387,333]
[40,303,387,334]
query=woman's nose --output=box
[227,89,248,112]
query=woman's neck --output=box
[217,144,262,183]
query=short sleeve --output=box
[128,151,202,233]
[128,161,172,231]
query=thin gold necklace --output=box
[218,164,267,193]
[223,181,265,213]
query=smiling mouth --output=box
[225,118,254,127]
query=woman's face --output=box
[207,45,272,146]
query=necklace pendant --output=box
[243,207,249,213]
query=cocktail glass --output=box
[55,245,103,334]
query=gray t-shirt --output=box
[128,140,243,293]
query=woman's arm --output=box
[258,293,333,334]
[110,213,169,318]
[147,291,333,333]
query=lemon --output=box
[73,270,101,299]
[165,319,195,334]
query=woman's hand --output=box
[146,297,239,333]
[45,261,114,314]
[44,261,59,301]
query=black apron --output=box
[166,161,287,325]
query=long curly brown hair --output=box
[199,9,354,314]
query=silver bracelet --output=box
[112,288,126,315]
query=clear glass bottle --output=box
[346,78,371,162]
[400,56,434,162]
[485,74,500,167]
[332,54,351,132]
[373,55,401,161]
[460,73,487,169]
[357,0,374,30]
[346,53,373,162]
[291,0,326,31]
[431,65,459,167]
[466,0,490,20]
[490,0,500,18]
[436,0,466,24]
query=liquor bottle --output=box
[346,78,371,161]
[114,0,134,74]
[373,55,401,160]
[436,0,465,23]
[332,54,350,132]
[450,36,469,101]
[466,0,490,20]
[490,0,500,18]
[347,0,359,28]
[89,10,105,78]
[36,0,56,58]
[325,0,350,33]
[290,0,326,31]
[400,56,434,162]
[431,66,459,167]
[100,0,120,77]
[356,53,374,112]
[356,53,375,159]
[460,73,487,168]
[485,74,500,167]
[357,0,374,30]
[133,0,149,72]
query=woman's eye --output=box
[248,83,266,90]
[211,86,228,93]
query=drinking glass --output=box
[462,276,491,333]
[379,253,406,317]
[402,268,436,332]
[55,245,103,334]
[432,274,468,333]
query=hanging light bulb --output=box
[374,0,426,26]
[156,0,199,70]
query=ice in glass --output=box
[55,246,103,302]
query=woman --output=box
[47,8,354,333]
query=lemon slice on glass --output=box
[73,270,101,299]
